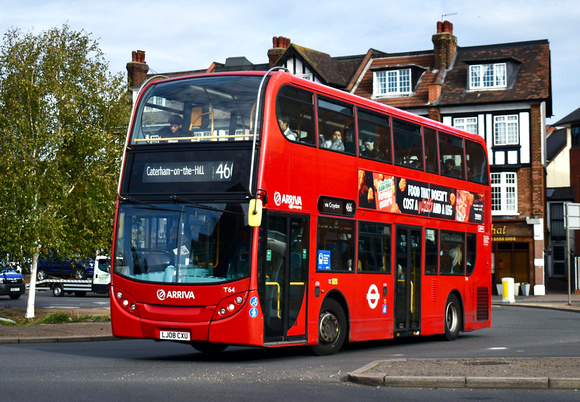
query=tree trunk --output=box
[25,252,40,319]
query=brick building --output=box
[127,20,552,294]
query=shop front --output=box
[492,220,535,295]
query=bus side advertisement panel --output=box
[358,169,485,224]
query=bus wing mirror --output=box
[248,199,263,227]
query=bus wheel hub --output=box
[319,312,339,343]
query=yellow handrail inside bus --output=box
[410,280,415,314]
[265,281,305,319]
[134,133,251,143]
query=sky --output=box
[1,0,579,124]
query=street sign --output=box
[565,202,580,230]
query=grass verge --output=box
[1,307,110,326]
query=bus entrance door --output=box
[394,226,422,336]
[261,214,309,343]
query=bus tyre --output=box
[443,294,462,341]
[312,298,346,356]
[52,284,64,297]
[191,342,228,354]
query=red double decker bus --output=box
[111,69,491,355]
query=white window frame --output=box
[469,63,507,90]
[494,115,519,146]
[491,172,518,215]
[373,69,411,97]
[453,117,478,134]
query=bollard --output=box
[502,277,515,303]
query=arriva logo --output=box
[157,289,195,301]
[274,191,303,210]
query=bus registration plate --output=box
[159,330,190,341]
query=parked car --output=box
[0,263,26,299]
[36,256,94,281]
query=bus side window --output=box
[358,223,391,273]
[275,85,315,144]
[425,228,438,275]
[466,233,476,276]
[317,96,355,155]
[465,140,489,185]
[423,127,438,174]
[317,217,355,272]
[439,231,465,276]
[439,133,464,179]
[358,108,391,162]
[393,118,423,169]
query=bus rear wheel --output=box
[443,294,462,341]
[312,298,346,356]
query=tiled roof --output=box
[554,106,580,126]
[547,128,566,161]
[279,44,366,88]
[353,53,436,109]
[352,40,551,114]
[440,40,551,112]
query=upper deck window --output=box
[358,108,391,162]
[393,118,423,169]
[276,85,315,144]
[439,133,464,179]
[130,75,264,145]
[317,96,355,154]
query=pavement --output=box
[2,290,580,389]
[348,291,580,389]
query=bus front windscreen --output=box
[130,75,264,145]
[114,201,251,284]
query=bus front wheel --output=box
[312,298,346,356]
[191,342,228,354]
[443,294,462,341]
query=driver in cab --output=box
[157,115,189,141]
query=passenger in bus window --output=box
[278,115,297,141]
[320,130,345,151]
[343,127,356,154]
[156,115,189,140]
[361,136,383,159]
[443,158,460,177]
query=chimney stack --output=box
[268,36,291,68]
[432,20,457,70]
[127,50,149,92]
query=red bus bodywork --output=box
[111,71,491,354]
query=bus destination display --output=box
[142,161,234,183]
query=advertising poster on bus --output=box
[358,169,484,224]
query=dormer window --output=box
[469,63,507,90]
[373,69,411,97]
